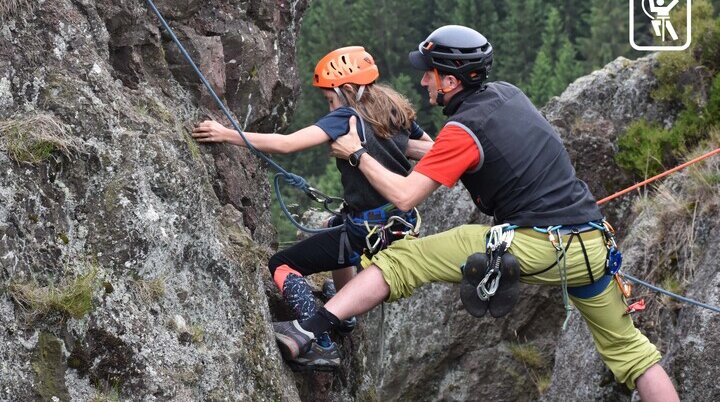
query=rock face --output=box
[0,1,310,400]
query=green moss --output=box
[183,131,201,160]
[32,332,71,401]
[9,265,98,319]
[189,324,204,343]
[58,232,69,245]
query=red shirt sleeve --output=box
[414,124,481,187]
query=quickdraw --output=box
[476,224,516,300]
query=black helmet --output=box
[409,25,493,87]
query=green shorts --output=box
[364,224,661,389]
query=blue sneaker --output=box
[289,341,341,372]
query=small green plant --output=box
[8,266,98,319]
[0,113,83,164]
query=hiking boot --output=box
[336,316,357,336]
[273,320,314,361]
[289,341,341,372]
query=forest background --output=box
[270,0,720,242]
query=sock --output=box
[281,273,318,322]
[299,307,341,338]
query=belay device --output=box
[460,224,521,318]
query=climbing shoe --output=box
[336,316,357,336]
[488,253,521,318]
[288,341,341,372]
[273,320,314,361]
[459,252,490,317]
[321,278,337,301]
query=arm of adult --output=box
[192,120,328,154]
[331,116,441,211]
[406,134,434,160]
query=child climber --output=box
[192,46,432,371]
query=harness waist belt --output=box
[349,204,415,225]
[516,227,603,241]
[567,274,613,299]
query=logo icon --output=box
[630,0,691,51]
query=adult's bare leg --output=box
[635,364,679,402]
[323,265,389,320]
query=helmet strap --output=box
[433,69,455,106]
[356,85,366,101]
[334,87,350,106]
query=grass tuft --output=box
[509,343,545,369]
[130,277,166,303]
[8,266,98,320]
[0,113,84,164]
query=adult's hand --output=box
[192,120,236,143]
[331,116,363,160]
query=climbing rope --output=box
[597,147,720,205]
[620,273,720,314]
[596,147,720,313]
[144,0,342,233]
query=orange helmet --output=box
[313,46,379,88]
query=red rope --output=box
[597,148,720,205]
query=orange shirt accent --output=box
[414,124,481,187]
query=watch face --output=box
[349,148,364,167]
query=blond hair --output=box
[339,83,417,139]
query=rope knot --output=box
[283,173,308,191]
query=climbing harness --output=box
[338,203,421,265]
[145,0,343,233]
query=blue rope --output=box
[145,0,335,233]
[621,273,720,314]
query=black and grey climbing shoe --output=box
[289,341,341,372]
[488,253,521,318]
[321,278,337,300]
[336,316,357,336]
[459,252,490,317]
[273,320,315,361]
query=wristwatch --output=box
[349,147,368,167]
